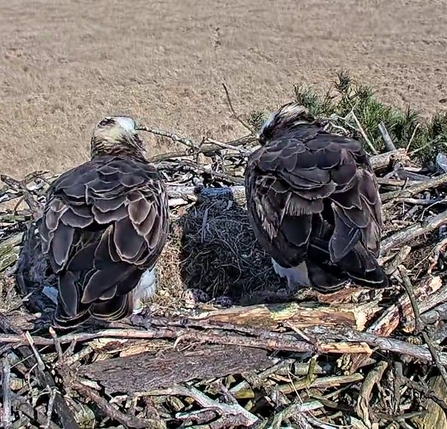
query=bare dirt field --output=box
[1,0,447,178]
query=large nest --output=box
[2,120,447,429]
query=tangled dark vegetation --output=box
[1,73,447,428]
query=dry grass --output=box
[2,0,447,177]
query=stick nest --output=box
[2,123,447,429]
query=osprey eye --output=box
[99,118,113,127]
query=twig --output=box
[356,361,388,427]
[222,83,255,135]
[0,175,43,217]
[399,267,447,392]
[145,384,259,427]
[138,127,199,151]
[45,388,57,429]
[381,173,447,203]
[336,328,447,365]
[398,266,423,334]
[349,111,378,155]
[70,380,149,428]
[277,373,363,395]
[384,245,411,275]
[2,357,12,429]
[380,209,447,254]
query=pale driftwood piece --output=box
[79,345,272,393]
[380,210,447,254]
[381,173,447,203]
[369,148,409,171]
[277,373,364,395]
[378,122,397,152]
[2,357,12,429]
[368,276,442,337]
[145,384,259,427]
[329,329,447,366]
[191,301,381,331]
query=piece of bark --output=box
[79,345,272,394]
[192,301,380,331]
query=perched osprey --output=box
[37,116,169,327]
[244,103,388,294]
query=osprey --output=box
[244,102,388,294]
[37,116,169,327]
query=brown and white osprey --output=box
[37,116,169,327]
[244,103,388,294]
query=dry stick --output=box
[0,175,42,217]
[139,126,199,151]
[2,321,447,365]
[222,83,255,135]
[402,284,447,333]
[277,373,363,395]
[398,266,447,391]
[0,327,315,353]
[356,361,389,427]
[70,381,149,428]
[144,384,259,427]
[383,245,412,275]
[381,172,447,203]
[398,266,423,334]
[0,315,80,429]
[380,208,447,254]
[2,357,12,429]
[378,122,397,152]
[349,111,378,155]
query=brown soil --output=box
[1,0,447,177]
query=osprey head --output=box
[258,102,315,145]
[90,116,147,158]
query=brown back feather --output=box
[245,115,387,293]
[38,154,169,327]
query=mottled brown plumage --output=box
[245,103,388,293]
[37,117,169,327]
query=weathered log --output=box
[191,301,380,331]
[79,345,272,394]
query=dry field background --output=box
[1,0,447,177]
